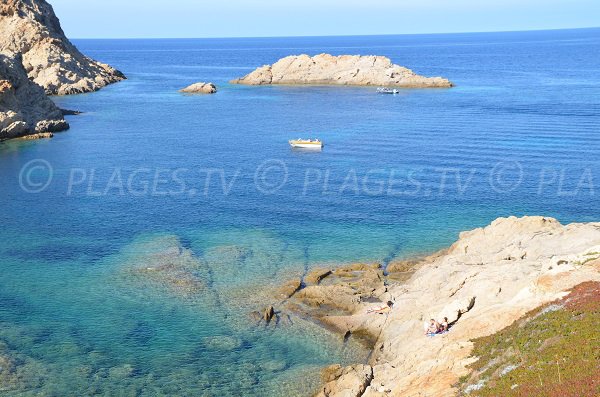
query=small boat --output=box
[377,87,400,95]
[289,138,323,149]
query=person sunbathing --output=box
[440,317,449,332]
[425,319,440,335]
[366,301,393,314]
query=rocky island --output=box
[231,54,452,88]
[261,216,600,396]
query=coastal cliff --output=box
[264,216,600,396]
[0,52,67,140]
[231,54,452,88]
[0,0,125,95]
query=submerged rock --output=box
[179,82,217,94]
[231,54,453,88]
[121,235,208,298]
[0,52,68,140]
[259,359,287,373]
[107,364,135,379]
[0,0,125,95]
[202,335,242,351]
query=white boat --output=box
[289,138,323,149]
[377,87,400,95]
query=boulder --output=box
[0,0,125,95]
[315,364,373,397]
[231,54,452,88]
[179,82,217,94]
[263,305,275,323]
[436,296,476,324]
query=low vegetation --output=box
[458,281,600,397]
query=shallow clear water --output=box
[1,28,599,395]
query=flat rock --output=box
[231,54,452,88]
[0,0,125,95]
[16,131,53,140]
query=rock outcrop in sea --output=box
[179,82,217,94]
[265,216,600,396]
[0,0,125,95]
[0,52,67,140]
[231,54,452,88]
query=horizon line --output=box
[69,26,600,41]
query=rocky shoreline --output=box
[0,52,68,140]
[0,0,125,95]
[262,216,600,396]
[0,0,125,140]
[231,54,453,88]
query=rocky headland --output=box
[179,82,217,94]
[0,0,125,95]
[231,54,452,88]
[260,216,600,396]
[0,52,67,140]
[0,0,125,140]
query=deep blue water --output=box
[0,28,599,395]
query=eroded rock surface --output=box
[231,54,452,88]
[0,52,67,139]
[0,0,125,95]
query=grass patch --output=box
[458,282,600,397]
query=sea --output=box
[0,28,599,395]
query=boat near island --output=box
[289,138,323,149]
[377,87,400,94]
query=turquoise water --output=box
[1,28,600,395]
